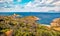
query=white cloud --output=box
[46,0,54,4]
[52,1,60,6]
[0,0,60,12]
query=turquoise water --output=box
[0,12,60,25]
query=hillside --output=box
[0,14,60,36]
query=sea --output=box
[0,12,60,25]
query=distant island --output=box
[0,14,60,36]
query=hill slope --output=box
[0,15,60,36]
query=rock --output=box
[50,18,60,31]
[24,16,40,21]
[19,16,40,24]
[51,18,60,27]
[5,30,13,36]
[53,27,60,31]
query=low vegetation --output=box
[0,15,60,36]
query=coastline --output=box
[41,24,50,26]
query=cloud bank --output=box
[0,0,60,12]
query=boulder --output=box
[5,30,13,36]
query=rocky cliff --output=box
[50,18,60,31]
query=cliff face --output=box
[50,18,60,31]
[51,18,60,27]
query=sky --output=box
[0,0,60,12]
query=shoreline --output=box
[41,24,50,26]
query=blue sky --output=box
[13,0,34,5]
[0,0,60,12]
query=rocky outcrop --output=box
[51,18,60,27]
[50,18,60,31]
[24,16,40,21]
